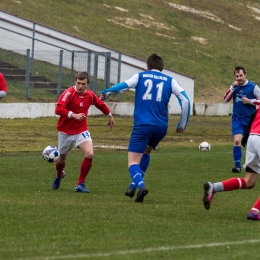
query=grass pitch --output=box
[1,116,260,260]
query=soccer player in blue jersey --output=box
[100,53,190,203]
[224,66,260,173]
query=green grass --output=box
[0,48,135,103]
[1,116,260,259]
[1,0,260,103]
[1,146,259,260]
[0,115,232,153]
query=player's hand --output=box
[100,94,106,100]
[176,127,184,133]
[100,91,111,100]
[107,116,114,129]
[242,97,251,104]
[233,81,239,88]
[72,113,86,121]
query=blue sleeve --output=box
[101,82,128,94]
[176,91,190,130]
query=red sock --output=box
[251,197,260,212]
[56,161,65,178]
[77,157,92,185]
[222,178,246,191]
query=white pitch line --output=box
[93,144,127,150]
[18,239,260,260]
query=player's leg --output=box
[126,146,152,196]
[75,131,93,193]
[231,117,244,173]
[244,170,259,220]
[128,151,148,202]
[125,126,145,198]
[127,126,167,202]
[203,135,259,210]
[247,197,260,220]
[246,135,260,220]
[232,134,243,172]
[52,132,73,190]
[140,146,152,173]
[126,126,150,202]
[56,153,68,177]
[128,152,145,188]
[203,172,257,210]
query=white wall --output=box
[0,102,232,119]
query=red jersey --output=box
[250,109,260,135]
[0,73,7,92]
[56,86,110,134]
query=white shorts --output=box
[58,131,92,154]
[243,135,260,174]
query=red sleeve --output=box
[92,93,111,115]
[0,74,7,92]
[223,88,233,102]
[55,88,74,117]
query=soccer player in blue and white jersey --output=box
[224,66,260,173]
[100,53,190,203]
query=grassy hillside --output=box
[1,0,260,103]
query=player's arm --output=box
[171,79,190,132]
[107,113,114,128]
[55,102,71,117]
[244,85,260,106]
[55,89,86,120]
[0,74,7,97]
[93,94,114,128]
[224,83,237,102]
[56,103,86,121]
[175,91,190,132]
[100,74,139,100]
[100,82,129,100]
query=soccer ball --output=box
[199,142,211,152]
[42,145,60,162]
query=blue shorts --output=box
[232,116,249,136]
[128,125,167,153]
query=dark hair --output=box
[76,71,90,83]
[147,53,164,71]
[234,66,246,75]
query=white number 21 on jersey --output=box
[142,79,164,101]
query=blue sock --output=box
[129,164,145,189]
[129,181,136,189]
[233,146,242,168]
[128,154,150,189]
[139,153,150,173]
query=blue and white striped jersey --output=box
[224,80,260,120]
[102,69,190,130]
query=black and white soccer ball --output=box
[42,145,60,162]
[199,142,211,152]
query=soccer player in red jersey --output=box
[52,71,114,192]
[203,108,260,220]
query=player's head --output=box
[234,66,246,76]
[75,71,90,94]
[147,53,164,71]
[234,66,247,85]
[76,71,90,83]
